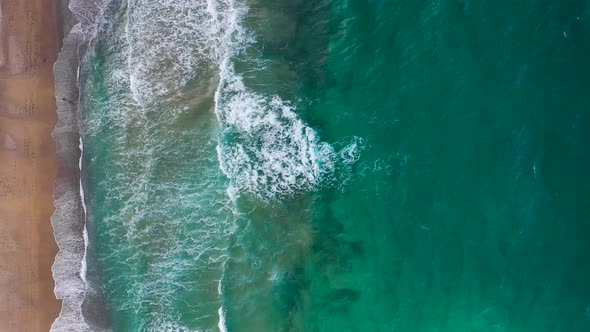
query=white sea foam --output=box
[126,0,219,109]
[207,0,362,199]
[218,307,228,332]
[79,137,88,283]
[217,257,229,332]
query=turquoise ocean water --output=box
[80,0,590,330]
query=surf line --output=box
[79,137,89,284]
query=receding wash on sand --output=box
[30,0,590,331]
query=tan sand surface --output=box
[0,0,62,331]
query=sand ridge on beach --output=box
[0,0,62,330]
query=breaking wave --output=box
[209,0,363,199]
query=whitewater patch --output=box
[218,307,228,332]
[208,0,364,199]
[215,70,338,199]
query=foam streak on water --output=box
[79,137,88,284]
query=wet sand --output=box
[0,0,62,330]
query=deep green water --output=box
[81,0,590,331]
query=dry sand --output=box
[0,0,62,330]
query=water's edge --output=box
[51,0,108,330]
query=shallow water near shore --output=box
[78,0,590,331]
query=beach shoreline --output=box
[51,0,111,330]
[0,0,62,330]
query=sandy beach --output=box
[0,0,62,330]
